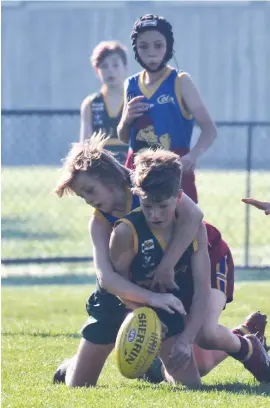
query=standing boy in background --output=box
[80,41,128,162]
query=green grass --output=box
[2,166,270,266]
[2,281,270,408]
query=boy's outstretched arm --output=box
[242,198,270,215]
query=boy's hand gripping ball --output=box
[115,307,162,379]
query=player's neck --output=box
[148,219,175,245]
[144,66,167,87]
[101,84,124,96]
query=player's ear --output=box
[94,67,101,78]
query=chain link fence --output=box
[1,110,270,268]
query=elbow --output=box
[96,273,113,292]
[191,206,204,225]
[97,276,107,290]
[197,210,204,223]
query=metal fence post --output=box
[244,125,253,268]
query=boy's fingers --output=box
[129,95,145,104]
[242,198,266,210]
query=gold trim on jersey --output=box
[216,260,228,294]
[174,72,193,120]
[138,66,172,100]
[84,94,96,107]
[150,229,198,256]
[115,219,139,255]
[192,238,198,252]
[101,85,124,118]
[93,208,110,225]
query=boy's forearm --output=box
[190,126,217,160]
[96,257,153,304]
[159,218,203,271]
[117,120,130,144]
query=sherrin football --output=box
[115,307,162,379]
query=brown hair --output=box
[131,149,182,202]
[90,41,128,68]
[54,132,129,197]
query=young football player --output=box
[109,149,270,385]
[80,41,128,162]
[117,14,217,202]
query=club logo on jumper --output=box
[141,239,154,253]
[91,102,105,112]
[141,239,155,269]
[92,113,103,126]
[157,94,175,105]
[177,264,188,274]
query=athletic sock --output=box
[228,335,253,362]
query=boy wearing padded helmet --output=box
[117,14,217,203]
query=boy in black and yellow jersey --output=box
[80,41,128,162]
[110,149,270,385]
[114,206,196,340]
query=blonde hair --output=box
[131,149,182,201]
[54,132,129,197]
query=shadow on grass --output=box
[194,382,270,395]
[134,381,270,396]
[2,274,97,286]
[76,381,270,395]
[2,331,81,339]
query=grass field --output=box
[2,279,270,408]
[2,166,270,266]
